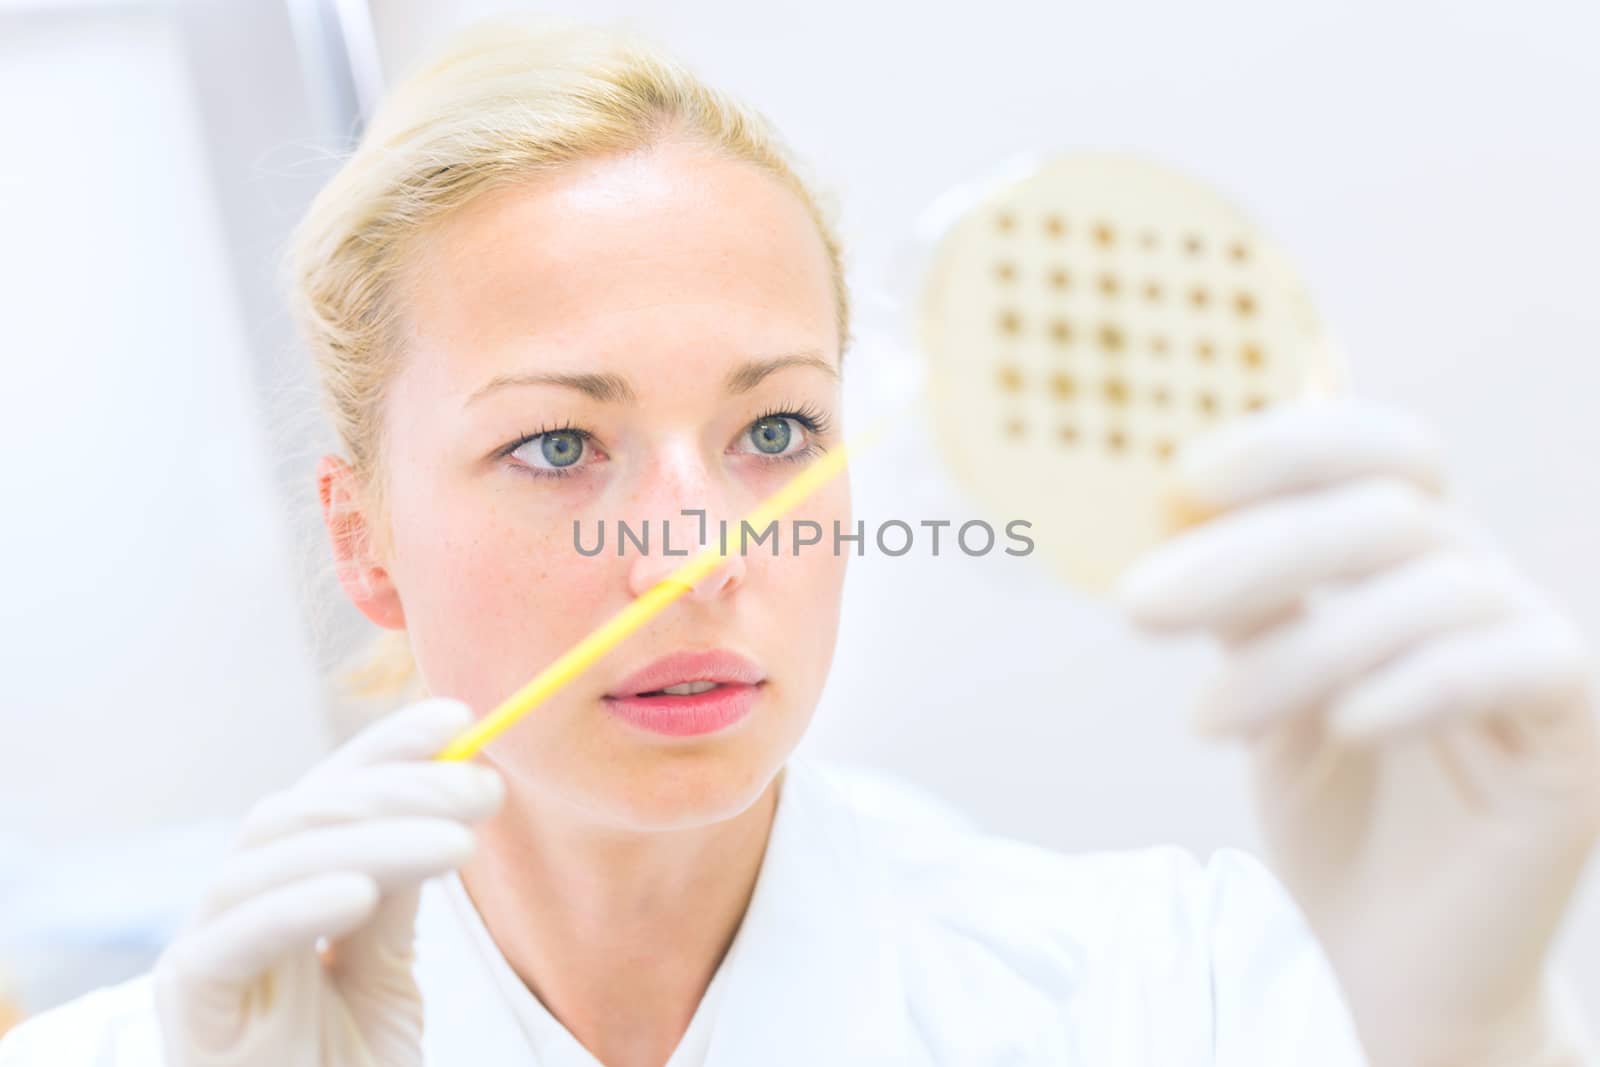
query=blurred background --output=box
[2,0,1597,1029]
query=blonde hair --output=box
[285,14,852,710]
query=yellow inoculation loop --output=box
[435,411,896,762]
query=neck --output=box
[458,767,783,1067]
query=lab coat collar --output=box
[701,757,914,1066]
[416,757,916,1066]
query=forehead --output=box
[395,139,838,389]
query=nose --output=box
[625,515,746,602]
[623,451,746,603]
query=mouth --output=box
[604,648,766,699]
[603,649,766,737]
[635,680,731,697]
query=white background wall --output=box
[2,0,1597,1018]
[0,7,329,837]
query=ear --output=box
[317,454,406,630]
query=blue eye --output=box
[539,430,584,467]
[743,403,833,463]
[503,423,594,479]
[749,415,793,455]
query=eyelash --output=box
[498,404,833,481]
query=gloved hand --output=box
[152,697,503,1067]
[1116,398,1600,1067]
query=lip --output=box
[605,649,766,698]
[602,649,766,738]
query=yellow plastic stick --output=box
[434,413,894,762]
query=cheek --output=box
[788,552,847,694]
[769,481,850,685]
[388,475,613,707]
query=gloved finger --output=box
[238,761,504,847]
[198,817,476,922]
[1328,613,1594,742]
[1118,478,1453,633]
[1173,398,1448,513]
[331,884,428,1060]
[158,872,378,991]
[328,885,424,995]
[305,698,477,783]
[1196,551,1519,738]
[1427,712,1600,825]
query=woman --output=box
[4,14,1597,1067]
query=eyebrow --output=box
[465,351,838,407]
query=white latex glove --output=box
[152,697,503,1067]
[1116,399,1600,1067]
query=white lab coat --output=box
[0,757,1371,1065]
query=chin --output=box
[594,740,788,833]
[491,694,811,833]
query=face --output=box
[320,137,850,831]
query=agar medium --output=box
[905,152,1347,595]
